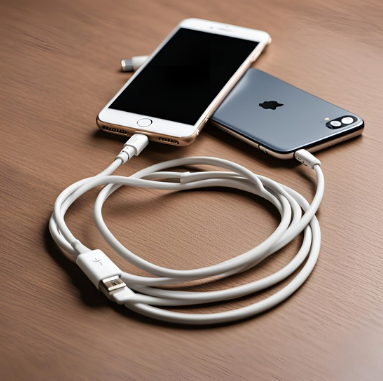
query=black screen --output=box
[109,28,258,125]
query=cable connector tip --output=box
[121,59,133,72]
[100,275,127,299]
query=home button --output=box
[137,118,152,127]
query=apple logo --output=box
[259,101,284,110]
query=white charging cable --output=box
[49,133,324,325]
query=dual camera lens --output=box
[326,115,356,129]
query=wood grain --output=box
[1,0,383,380]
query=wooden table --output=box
[1,0,383,379]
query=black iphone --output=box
[211,69,364,159]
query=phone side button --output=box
[258,145,268,154]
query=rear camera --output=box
[326,115,356,129]
[341,117,353,125]
[330,121,342,127]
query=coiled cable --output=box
[49,134,324,325]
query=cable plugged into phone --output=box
[49,133,324,325]
[294,149,321,168]
[115,133,149,163]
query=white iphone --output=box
[97,18,270,146]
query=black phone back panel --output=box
[211,69,363,154]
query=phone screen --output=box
[109,28,258,125]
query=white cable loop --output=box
[49,137,324,325]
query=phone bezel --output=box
[97,18,270,145]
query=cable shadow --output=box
[43,218,312,331]
[43,220,105,307]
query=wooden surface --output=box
[1,0,383,379]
